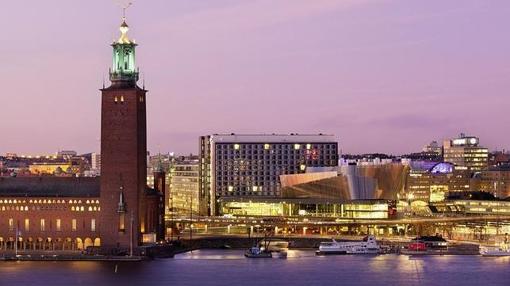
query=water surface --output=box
[1,250,509,286]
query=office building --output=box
[443,134,488,171]
[168,157,200,217]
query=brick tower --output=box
[100,16,147,250]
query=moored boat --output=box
[411,235,448,250]
[316,236,380,255]
[245,247,272,258]
[480,243,510,257]
[400,241,428,255]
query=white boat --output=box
[316,236,380,255]
[480,245,510,257]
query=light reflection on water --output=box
[175,249,316,260]
[1,250,509,286]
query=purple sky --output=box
[1,0,509,156]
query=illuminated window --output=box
[8,218,14,231]
[119,214,125,232]
[91,219,96,232]
[294,144,301,150]
[56,219,61,232]
[139,95,144,102]
[24,219,30,231]
[234,144,240,150]
[40,219,46,232]
[120,96,125,103]
[264,144,270,150]
[72,219,77,231]
[306,144,311,150]
[114,96,118,103]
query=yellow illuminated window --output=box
[294,144,301,150]
[264,144,270,150]
[8,218,13,231]
[234,144,240,150]
[40,219,45,232]
[91,219,96,232]
[119,214,125,232]
[56,219,61,232]
[25,219,30,231]
[72,219,77,231]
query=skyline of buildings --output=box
[0,1,510,252]
[2,7,510,286]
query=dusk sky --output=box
[1,0,509,156]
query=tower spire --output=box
[109,2,139,86]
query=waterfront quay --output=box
[172,214,510,243]
[177,234,481,255]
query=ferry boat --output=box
[316,236,380,255]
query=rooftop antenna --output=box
[123,2,132,20]
[114,0,133,20]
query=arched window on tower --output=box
[124,50,131,70]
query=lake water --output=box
[1,250,509,286]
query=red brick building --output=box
[0,17,164,252]
[0,177,100,250]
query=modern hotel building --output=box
[199,134,338,215]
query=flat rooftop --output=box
[207,133,337,143]
[0,177,100,197]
